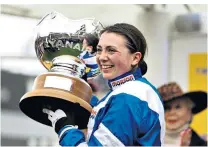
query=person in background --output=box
[78,33,101,107]
[43,23,165,146]
[79,33,101,94]
[79,33,100,80]
[158,82,207,146]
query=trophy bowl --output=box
[19,12,103,129]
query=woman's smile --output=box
[101,65,114,72]
[167,119,178,124]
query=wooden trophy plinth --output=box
[19,72,93,130]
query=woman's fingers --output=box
[180,128,192,146]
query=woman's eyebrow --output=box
[97,45,102,48]
[105,45,118,49]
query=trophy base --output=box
[19,73,93,130]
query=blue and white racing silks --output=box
[78,50,99,78]
[58,68,165,146]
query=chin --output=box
[102,74,112,80]
[166,125,180,131]
[167,127,178,131]
[102,73,114,80]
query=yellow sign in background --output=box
[189,53,207,136]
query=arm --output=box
[57,94,129,146]
[58,93,163,146]
[46,90,163,146]
[87,93,163,146]
[58,95,99,146]
[58,126,86,146]
[90,95,99,107]
[43,95,98,146]
[43,109,87,146]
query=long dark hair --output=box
[100,23,148,75]
[84,33,99,54]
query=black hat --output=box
[158,82,207,114]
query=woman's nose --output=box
[98,51,108,61]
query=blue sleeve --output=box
[134,96,162,146]
[88,93,162,146]
[58,126,85,146]
[58,95,98,146]
[90,95,99,107]
[58,93,162,146]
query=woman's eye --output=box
[108,48,115,53]
[97,48,102,53]
[164,105,171,111]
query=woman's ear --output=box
[131,52,142,66]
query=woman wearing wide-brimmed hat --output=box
[158,82,207,146]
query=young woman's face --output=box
[165,98,192,131]
[96,32,139,80]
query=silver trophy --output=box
[19,12,103,130]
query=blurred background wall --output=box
[0,4,207,146]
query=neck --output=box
[165,123,189,146]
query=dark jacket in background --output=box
[190,129,207,146]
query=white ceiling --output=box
[1,4,207,19]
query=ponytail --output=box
[139,60,147,75]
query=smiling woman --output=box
[96,24,148,80]
[44,23,165,146]
[158,82,207,146]
[164,98,194,130]
[96,32,138,79]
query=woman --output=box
[79,33,100,79]
[158,82,207,146]
[79,33,101,92]
[43,23,165,146]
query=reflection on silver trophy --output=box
[19,12,103,129]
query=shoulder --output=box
[96,79,164,113]
[78,51,87,58]
[108,79,164,117]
